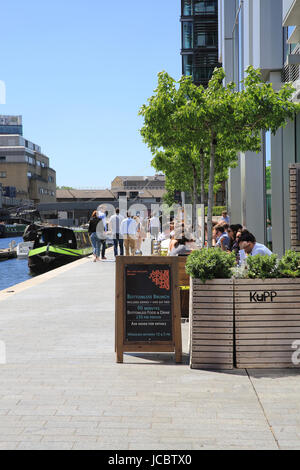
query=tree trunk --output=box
[200,151,206,247]
[192,163,198,235]
[207,134,216,248]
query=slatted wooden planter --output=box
[190,278,234,370]
[235,278,300,369]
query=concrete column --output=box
[240,150,265,243]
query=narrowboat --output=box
[27,225,93,274]
[0,223,27,238]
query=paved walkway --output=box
[0,255,299,450]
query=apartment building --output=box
[0,116,56,204]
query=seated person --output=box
[239,231,272,265]
[169,230,197,256]
[214,225,230,251]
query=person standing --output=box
[120,213,137,256]
[220,210,230,224]
[109,208,124,257]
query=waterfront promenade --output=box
[0,254,299,450]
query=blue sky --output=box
[0,0,181,188]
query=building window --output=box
[0,156,6,161]
[26,156,35,166]
[196,30,217,47]
[182,22,193,49]
[0,172,6,178]
[183,0,192,16]
[194,1,217,15]
[183,54,193,76]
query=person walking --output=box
[134,215,145,254]
[109,208,124,257]
[148,212,160,240]
[120,213,137,256]
[88,211,102,262]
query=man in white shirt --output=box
[149,213,160,240]
[109,208,124,257]
[220,210,230,224]
[120,213,137,256]
[239,231,272,265]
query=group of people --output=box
[88,207,154,261]
[88,206,272,264]
[212,215,272,264]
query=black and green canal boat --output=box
[27,225,93,274]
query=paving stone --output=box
[0,257,298,449]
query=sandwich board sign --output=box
[115,256,182,363]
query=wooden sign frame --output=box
[115,256,182,363]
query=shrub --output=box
[203,206,227,216]
[185,248,236,283]
[278,250,300,278]
[245,254,280,279]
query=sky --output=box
[0,0,181,189]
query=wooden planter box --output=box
[235,278,300,369]
[190,278,234,370]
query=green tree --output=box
[140,66,299,246]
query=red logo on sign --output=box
[149,270,170,290]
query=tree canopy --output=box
[140,66,300,246]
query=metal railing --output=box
[282,44,300,83]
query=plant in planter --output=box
[185,248,236,283]
[245,253,280,279]
[186,248,236,370]
[278,250,300,278]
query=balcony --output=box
[283,0,300,26]
[282,44,300,83]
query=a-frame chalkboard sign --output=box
[115,256,182,363]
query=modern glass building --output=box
[218,0,300,256]
[181,0,219,86]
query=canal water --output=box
[0,237,32,292]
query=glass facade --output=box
[182,21,193,48]
[181,0,218,86]
[183,55,193,76]
[183,0,192,16]
[183,0,217,16]
[194,1,217,15]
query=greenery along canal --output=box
[0,237,32,292]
